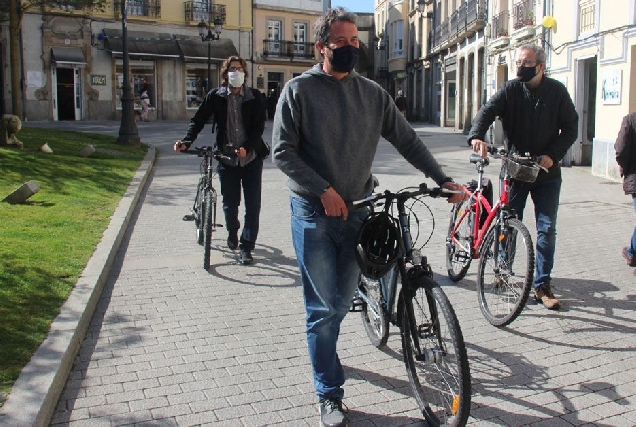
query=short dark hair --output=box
[313,7,357,45]
[221,56,249,83]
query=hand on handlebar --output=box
[471,139,489,158]
[174,140,189,152]
[442,181,468,204]
[537,155,553,171]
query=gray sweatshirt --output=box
[272,64,449,202]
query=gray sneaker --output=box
[319,398,348,427]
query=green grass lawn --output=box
[0,127,148,404]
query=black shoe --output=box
[319,398,347,427]
[239,248,253,265]
[227,232,238,250]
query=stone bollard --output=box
[79,144,96,157]
[3,180,40,204]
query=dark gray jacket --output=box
[467,76,578,183]
[615,112,636,194]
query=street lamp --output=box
[117,0,139,145]
[198,17,223,90]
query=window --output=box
[115,61,154,110]
[192,0,209,22]
[185,64,219,109]
[393,20,404,58]
[293,22,307,56]
[268,20,282,55]
[578,0,596,36]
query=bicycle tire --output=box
[359,275,390,348]
[400,275,471,426]
[203,188,214,270]
[477,217,534,327]
[446,199,473,282]
[195,178,205,246]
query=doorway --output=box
[53,67,82,121]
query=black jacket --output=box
[614,112,636,194]
[182,85,267,157]
[467,76,579,183]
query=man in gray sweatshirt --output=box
[272,7,465,427]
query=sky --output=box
[331,0,375,13]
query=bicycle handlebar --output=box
[480,144,549,173]
[352,182,455,209]
[193,145,237,163]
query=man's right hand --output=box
[174,140,188,152]
[471,138,489,158]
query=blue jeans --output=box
[217,158,263,251]
[508,178,561,289]
[630,195,636,257]
[289,196,368,400]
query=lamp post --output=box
[198,17,223,92]
[117,0,139,145]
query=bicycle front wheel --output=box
[359,275,390,348]
[203,188,217,270]
[400,275,471,426]
[195,178,205,246]
[446,200,473,282]
[477,217,534,327]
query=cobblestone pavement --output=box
[9,121,636,426]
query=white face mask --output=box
[228,71,245,88]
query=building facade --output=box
[1,0,252,121]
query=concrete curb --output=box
[0,146,157,427]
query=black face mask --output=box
[517,66,537,83]
[327,45,359,73]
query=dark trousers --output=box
[217,157,263,251]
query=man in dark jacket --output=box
[175,56,267,264]
[468,44,578,310]
[614,112,636,275]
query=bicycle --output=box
[183,145,233,270]
[351,182,471,427]
[445,147,545,327]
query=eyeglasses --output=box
[515,60,537,67]
[228,66,244,72]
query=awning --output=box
[51,47,87,68]
[103,29,181,59]
[175,37,238,62]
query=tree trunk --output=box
[9,0,23,119]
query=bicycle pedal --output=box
[183,214,195,221]
[349,297,364,312]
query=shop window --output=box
[185,64,218,109]
[116,61,155,110]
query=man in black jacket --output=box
[468,44,578,310]
[175,56,267,264]
[615,112,636,276]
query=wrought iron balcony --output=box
[492,10,510,37]
[184,2,226,24]
[114,0,160,18]
[512,0,534,30]
[262,39,315,60]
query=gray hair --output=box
[519,44,546,64]
[313,7,358,44]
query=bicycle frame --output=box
[449,157,514,259]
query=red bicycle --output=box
[445,147,545,326]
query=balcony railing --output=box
[262,39,315,60]
[492,10,510,37]
[114,0,160,18]
[431,0,485,50]
[512,0,534,30]
[579,0,595,33]
[184,2,226,24]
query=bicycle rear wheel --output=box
[203,187,217,270]
[400,274,471,426]
[358,275,390,348]
[477,218,534,327]
[446,200,473,282]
